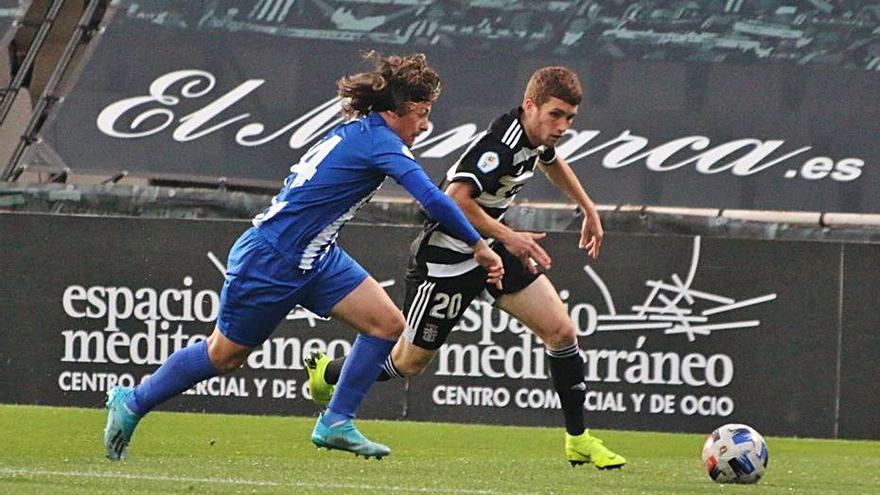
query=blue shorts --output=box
[216,227,368,347]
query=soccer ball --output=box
[701,423,769,484]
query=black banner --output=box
[406,234,843,438]
[0,213,408,419]
[838,243,880,440]
[1,212,877,439]
[27,1,880,213]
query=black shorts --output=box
[402,242,541,350]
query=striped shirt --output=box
[410,107,556,278]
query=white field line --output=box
[0,467,546,495]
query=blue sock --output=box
[323,334,396,426]
[125,340,218,416]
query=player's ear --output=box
[523,98,541,117]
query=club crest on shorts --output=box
[422,323,439,343]
[477,151,500,173]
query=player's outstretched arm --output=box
[539,156,603,259]
[446,181,551,273]
[397,169,504,287]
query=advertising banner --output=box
[0,212,877,438]
[405,233,842,438]
[838,243,880,440]
[27,1,880,213]
[0,213,409,419]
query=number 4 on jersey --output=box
[253,134,343,226]
[290,134,342,187]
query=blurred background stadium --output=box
[0,0,878,448]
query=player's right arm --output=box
[445,181,551,273]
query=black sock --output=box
[547,343,586,436]
[324,354,397,385]
[380,354,403,381]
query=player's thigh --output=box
[328,276,405,339]
[300,246,369,318]
[495,275,576,348]
[401,270,484,350]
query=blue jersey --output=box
[253,113,422,270]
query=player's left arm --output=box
[539,155,603,259]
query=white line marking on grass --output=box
[0,467,542,495]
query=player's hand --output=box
[473,240,504,290]
[500,230,551,274]
[579,206,604,260]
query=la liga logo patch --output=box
[477,151,500,173]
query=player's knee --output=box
[542,321,577,349]
[210,352,248,375]
[365,311,406,340]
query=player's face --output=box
[522,96,578,147]
[388,101,433,147]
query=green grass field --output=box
[1,404,877,495]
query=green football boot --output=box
[304,351,335,406]
[103,386,143,461]
[311,413,391,459]
[565,430,626,469]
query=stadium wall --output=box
[17,0,880,213]
[1,210,876,440]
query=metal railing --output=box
[0,0,65,127]
[2,0,103,181]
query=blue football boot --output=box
[311,412,390,459]
[103,386,142,461]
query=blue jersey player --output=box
[103,51,504,461]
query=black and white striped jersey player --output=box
[403,106,558,348]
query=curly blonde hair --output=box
[337,51,442,119]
